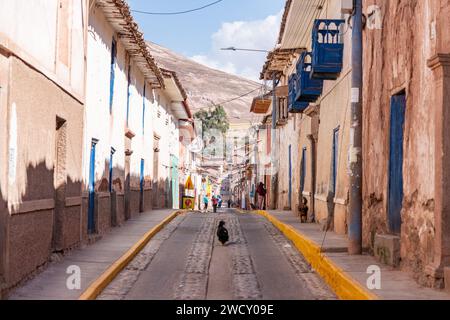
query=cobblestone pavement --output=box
[97,215,186,300]
[98,209,335,300]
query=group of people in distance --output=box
[210,181,308,247]
[202,193,222,213]
[202,182,308,222]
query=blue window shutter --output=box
[126,62,131,126]
[109,39,117,113]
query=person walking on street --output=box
[212,195,218,213]
[203,195,209,212]
[256,182,267,210]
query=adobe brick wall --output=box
[2,57,84,289]
[362,0,442,286]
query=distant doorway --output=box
[300,147,307,193]
[332,127,340,194]
[153,134,160,209]
[88,138,98,234]
[140,158,144,212]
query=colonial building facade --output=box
[256,0,352,233]
[0,0,88,292]
[362,0,450,287]
[253,0,450,288]
[0,0,196,295]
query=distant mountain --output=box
[147,41,264,125]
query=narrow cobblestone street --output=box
[98,209,335,300]
[4,0,450,307]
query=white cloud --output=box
[190,11,282,81]
[191,54,237,74]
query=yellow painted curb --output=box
[254,210,378,300]
[78,210,184,300]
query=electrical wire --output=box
[214,87,263,106]
[131,0,225,16]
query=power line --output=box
[191,86,263,115]
[131,0,225,16]
[215,87,262,106]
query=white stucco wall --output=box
[84,7,155,191]
[85,6,183,195]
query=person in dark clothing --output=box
[227,199,231,208]
[212,195,218,213]
[256,182,267,210]
[217,220,229,245]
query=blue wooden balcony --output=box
[288,73,309,113]
[311,19,345,80]
[296,52,324,103]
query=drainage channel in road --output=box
[174,215,216,300]
[206,213,262,300]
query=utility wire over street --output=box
[131,0,225,15]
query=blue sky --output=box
[127,0,285,80]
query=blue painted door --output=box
[88,139,98,234]
[332,128,340,194]
[300,147,306,192]
[288,145,292,208]
[388,93,406,234]
[140,158,144,212]
[109,148,115,193]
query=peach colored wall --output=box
[362,0,441,285]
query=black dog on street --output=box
[217,220,229,246]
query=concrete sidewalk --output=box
[265,210,450,300]
[7,209,177,300]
